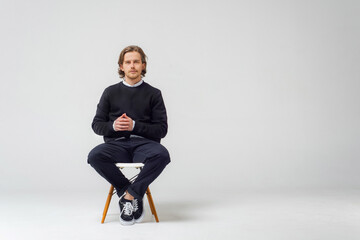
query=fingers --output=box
[118,118,129,123]
[114,113,133,131]
[114,125,130,131]
[114,118,131,131]
[115,114,130,122]
[116,126,130,131]
[117,121,130,129]
[120,113,130,119]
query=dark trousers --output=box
[87,137,170,199]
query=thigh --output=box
[88,140,132,164]
[131,138,170,163]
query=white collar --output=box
[122,79,144,87]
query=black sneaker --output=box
[132,198,145,223]
[119,197,134,225]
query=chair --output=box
[101,162,159,223]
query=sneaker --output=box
[119,197,134,225]
[132,198,145,223]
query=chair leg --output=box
[145,187,159,222]
[101,185,114,224]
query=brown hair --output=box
[118,45,147,78]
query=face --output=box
[120,51,145,82]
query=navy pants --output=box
[88,137,170,199]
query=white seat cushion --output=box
[115,163,145,169]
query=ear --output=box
[119,64,124,71]
[142,63,146,70]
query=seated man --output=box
[87,45,170,225]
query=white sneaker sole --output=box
[135,209,145,223]
[119,216,135,226]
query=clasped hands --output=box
[113,113,133,131]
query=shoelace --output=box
[121,202,133,216]
[132,199,139,212]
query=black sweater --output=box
[92,81,168,143]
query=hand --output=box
[113,113,133,131]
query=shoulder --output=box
[142,81,162,95]
[103,82,122,94]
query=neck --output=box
[124,77,141,86]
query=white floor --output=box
[1,188,360,240]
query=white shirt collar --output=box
[122,79,144,87]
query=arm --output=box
[132,90,168,139]
[91,89,127,138]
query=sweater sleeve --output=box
[91,88,129,139]
[91,89,114,136]
[132,90,168,140]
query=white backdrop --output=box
[0,0,359,195]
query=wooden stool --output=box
[101,163,159,223]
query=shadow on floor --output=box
[150,199,216,222]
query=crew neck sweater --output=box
[92,81,168,143]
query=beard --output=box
[125,71,142,81]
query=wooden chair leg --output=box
[145,187,159,222]
[101,185,114,224]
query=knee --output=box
[157,146,171,165]
[87,149,98,166]
[87,147,111,166]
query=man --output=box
[87,45,170,225]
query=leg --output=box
[126,139,170,199]
[88,141,132,197]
